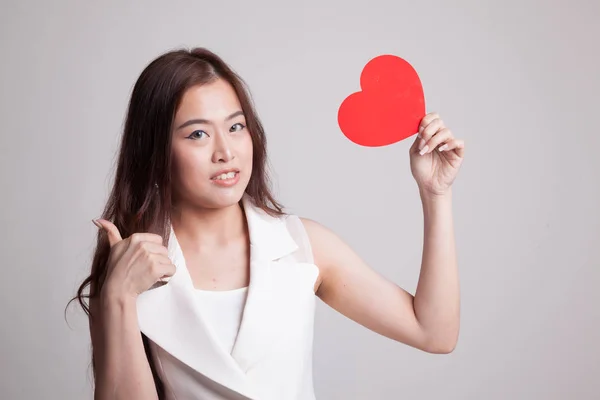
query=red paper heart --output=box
[338,55,426,147]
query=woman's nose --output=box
[212,133,234,163]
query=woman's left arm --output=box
[304,112,464,354]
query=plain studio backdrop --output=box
[1,0,598,399]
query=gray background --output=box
[1,0,598,399]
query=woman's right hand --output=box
[93,219,176,302]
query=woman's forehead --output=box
[177,80,241,118]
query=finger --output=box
[418,112,441,134]
[439,138,465,158]
[129,232,164,246]
[137,241,169,257]
[159,262,177,281]
[147,261,176,290]
[410,134,422,154]
[419,118,444,146]
[418,120,444,152]
[129,241,170,267]
[154,253,174,266]
[93,219,123,247]
[424,128,453,155]
[125,235,167,269]
[150,257,177,279]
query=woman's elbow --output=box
[423,329,459,354]
[426,339,457,354]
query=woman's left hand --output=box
[410,112,465,196]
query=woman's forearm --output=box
[94,295,159,400]
[413,188,460,353]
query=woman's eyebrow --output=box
[176,110,245,130]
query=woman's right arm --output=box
[90,220,176,400]
[91,294,158,400]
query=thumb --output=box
[92,219,123,247]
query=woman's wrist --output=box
[100,285,137,312]
[419,187,452,206]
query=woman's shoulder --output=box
[282,214,341,256]
[289,216,343,268]
[294,216,358,279]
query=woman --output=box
[74,47,464,400]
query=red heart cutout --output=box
[338,55,426,147]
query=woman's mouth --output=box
[210,171,240,187]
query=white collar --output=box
[137,193,298,399]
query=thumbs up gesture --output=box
[93,219,176,301]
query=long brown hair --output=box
[70,47,284,396]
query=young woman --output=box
[74,47,465,400]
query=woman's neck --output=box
[170,200,247,251]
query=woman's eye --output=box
[187,130,207,140]
[230,123,246,132]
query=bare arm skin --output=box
[91,293,159,400]
[306,112,464,354]
[91,221,176,399]
[304,190,459,354]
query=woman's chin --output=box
[200,187,247,209]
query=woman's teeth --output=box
[213,171,237,180]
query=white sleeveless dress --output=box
[194,286,249,355]
[136,194,319,400]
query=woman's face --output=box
[170,78,253,210]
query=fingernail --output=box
[92,219,102,229]
[418,138,426,150]
[438,144,448,152]
[419,145,429,156]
